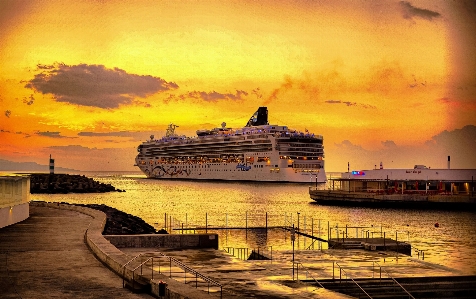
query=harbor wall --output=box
[104,234,219,249]
[30,201,217,299]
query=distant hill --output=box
[0,159,78,173]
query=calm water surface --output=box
[32,172,476,274]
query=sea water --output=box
[31,172,476,274]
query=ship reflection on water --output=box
[32,172,476,275]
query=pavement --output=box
[0,205,153,299]
[0,204,468,299]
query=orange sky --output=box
[1,0,475,172]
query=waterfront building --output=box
[0,174,30,228]
[309,165,476,208]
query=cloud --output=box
[166,89,248,103]
[252,88,263,99]
[78,130,156,141]
[0,159,78,172]
[381,140,397,148]
[5,110,11,117]
[329,125,476,171]
[78,131,135,137]
[35,131,74,138]
[0,129,30,138]
[22,94,35,105]
[325,100,376,109]
[43,145,138,171]
[399,1,441,21]
[25,63,178,109]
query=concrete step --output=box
[316,276,476,299]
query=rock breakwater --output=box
[30,173,125,194]
[77,203,166,235]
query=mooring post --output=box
[165,213,167,231]
[206,213,208,233]
[396,231,399,257]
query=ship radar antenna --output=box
[166,124,179,137]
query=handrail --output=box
[155,252,223,294]
[412,246,426,260]
[122,252,222,298]
[122,253,148,287]
[335,262,373,299]
[223,246,273,261]
[374,262,415,299]
[292,261,325,289]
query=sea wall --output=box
[31,202,218,299]
[105,234,218,249]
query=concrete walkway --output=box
[0,205,153,299]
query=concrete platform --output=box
[0,205,153,299]
[0,203,470,299]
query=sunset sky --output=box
[1,0,475,172]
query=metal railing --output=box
[292,261,324,289]
[412,246,426,260]
[122,252,223,298]
[334,262,373,299]
[223,246,273,261]
[373,262,415,299]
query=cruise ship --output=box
[135,107,326,183]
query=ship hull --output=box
[136,161,327,183]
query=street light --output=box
[297,212,300,231]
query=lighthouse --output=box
[49,155,55,174]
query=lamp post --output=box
[297,212,300,231]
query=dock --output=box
[328,237,412,255]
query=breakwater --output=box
[30,173,125,194]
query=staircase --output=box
[313,275,476,299]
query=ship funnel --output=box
[447,155,450,169]
[246,107,268,127]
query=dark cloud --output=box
[78,131,134,137]
[5,110,11,117]
[25,63,178,109]
[252,88,263,99]
[399,1,441,21]
[166,90,248,103]
[325,100,376,109]
[0,129,30,138]
[187,90,248,101]
[35,131,74,138]
[22,94,35,105]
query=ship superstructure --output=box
[135,107,326,183]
